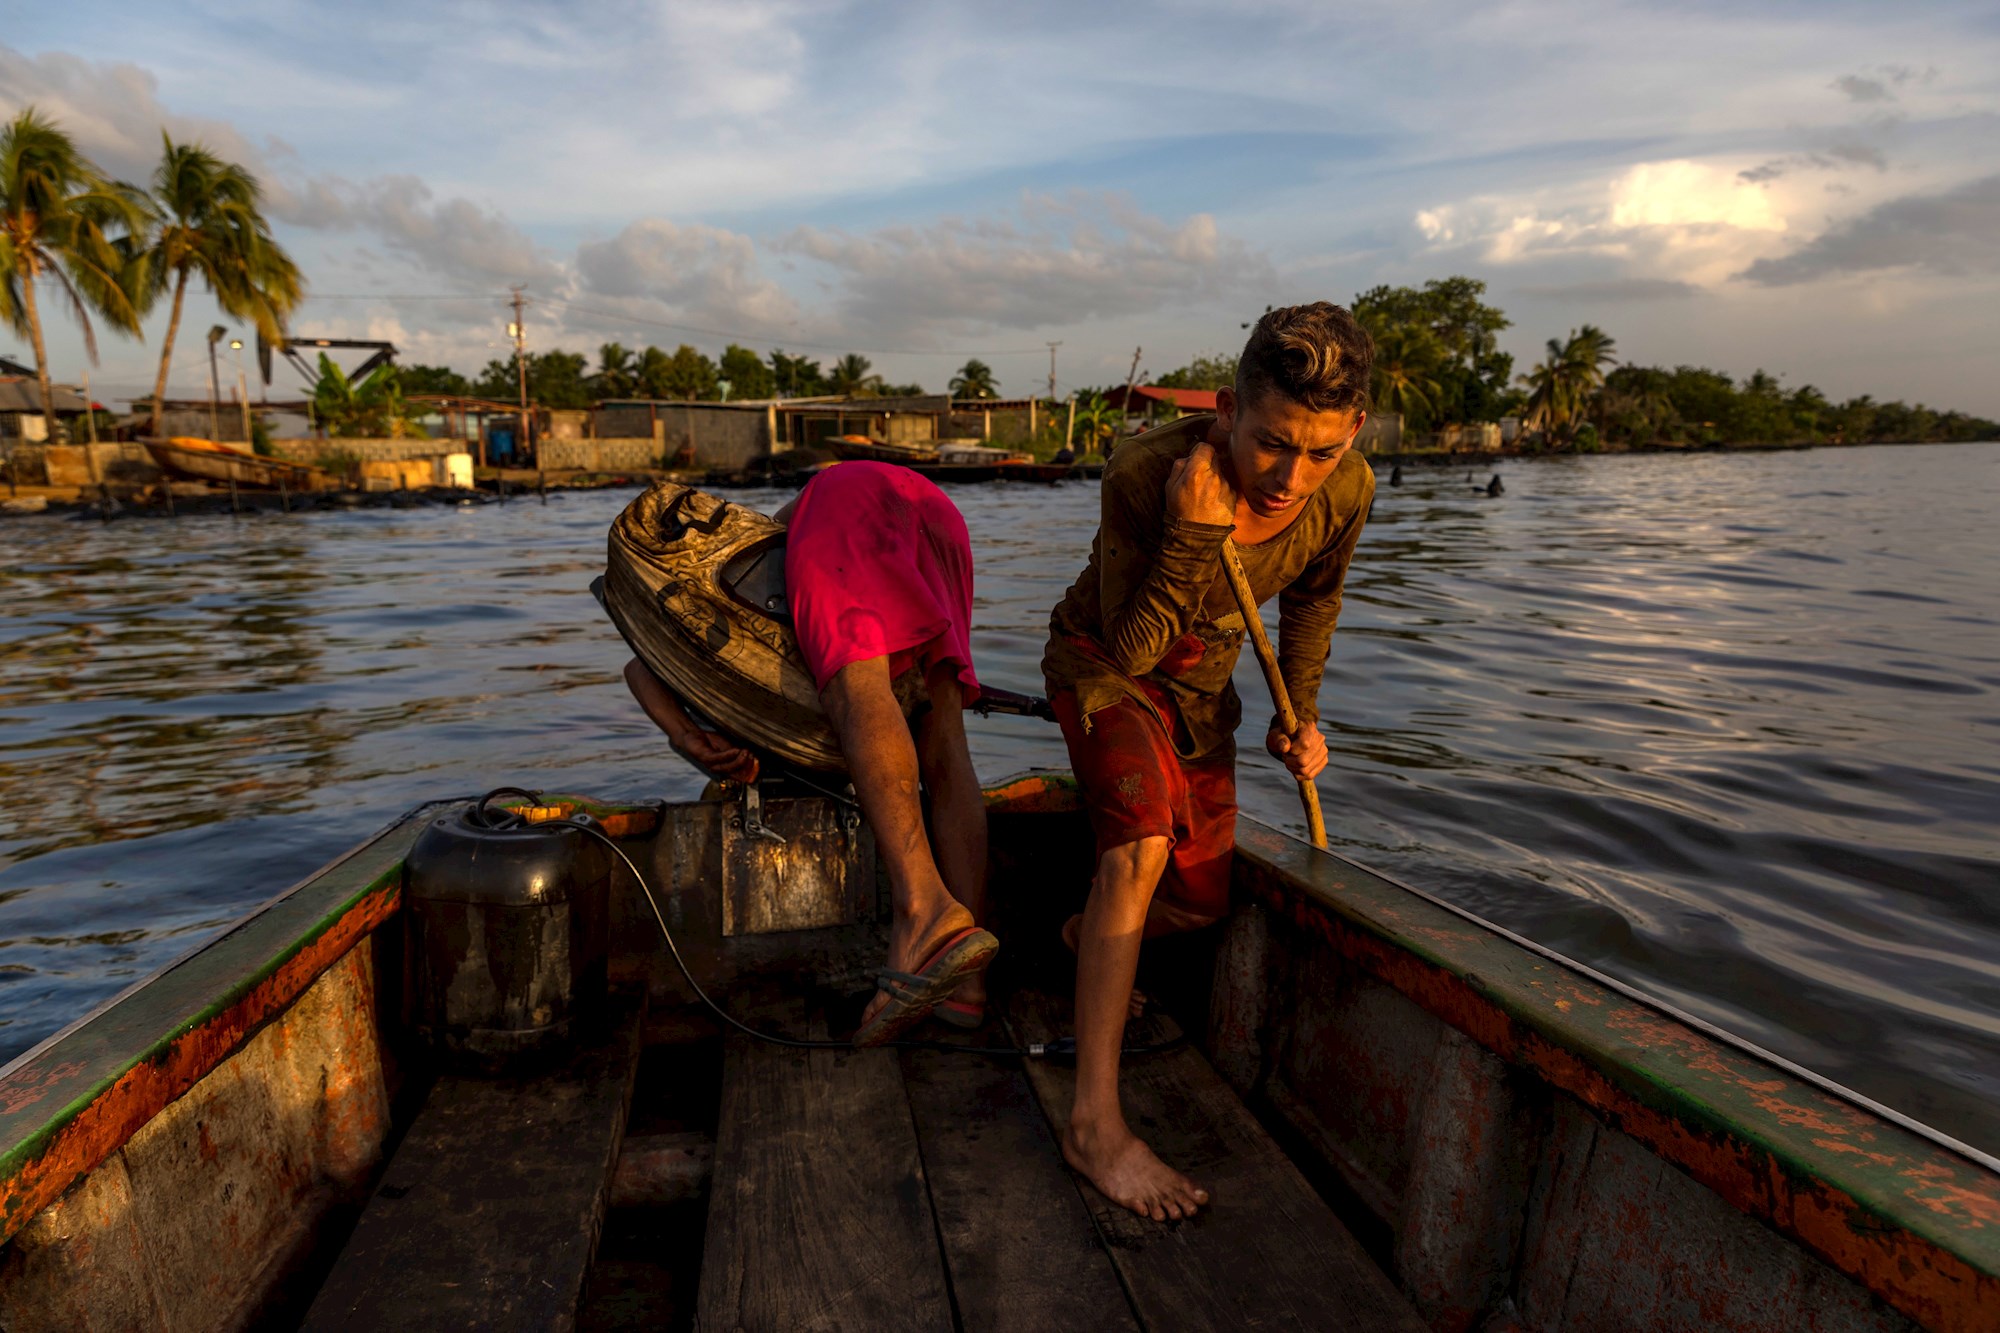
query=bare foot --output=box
[1063,1116,1208,1221]
[860,898,977,1028]
[1063,914,1146,1018]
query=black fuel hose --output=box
[525,795,1180,1061]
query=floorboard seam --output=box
[896,1049,969,1333]
[1002,1003,1154,1333]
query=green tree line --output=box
[399,344,933,410]
[1352,277,1997,449]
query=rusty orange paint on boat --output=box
[1232,847,2000,1333]
[983,771,1081,814]
[0,877,398,1242]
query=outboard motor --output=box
[404,789,613,1069]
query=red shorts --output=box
[1052,683,1237,920]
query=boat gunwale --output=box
[0,810,424,1244]
[0,793,659,1247]
[1222,815,2000,1333]
[989,770,1999,1331]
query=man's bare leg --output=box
[1065,838,1211,1220]
[915,663,989,1008]
[823,656,975,1027]
[1062,898,1218,1017]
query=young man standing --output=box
[1042,303,1376,1219]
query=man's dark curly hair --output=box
[1235,302,1373,415]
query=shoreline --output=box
[3,436,1993,521]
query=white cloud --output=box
[1412,157,1897,287]
[274,175,563,290]
[575,219,801,335]
[775,193,1276,341]
[0,45,270,183]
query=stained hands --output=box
[1266,718,1328,780]
[673,729,761,784]
[1165,441,1238,527]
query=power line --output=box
[299,290,1050,358]
[535,296,1049,358]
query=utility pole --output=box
[1046,341,1062,401]
[231,339,251,444]
[206,325,227,441]
[509,287,530,463]
[1117,346,1143,451]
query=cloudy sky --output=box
[4,1,1998,410]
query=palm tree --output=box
[593,342,637,399]
[1564,324,1617,392]
[949,358,998,399]
[1519,326,1620,445]
[827,352,882,397]
[143,133,302,434]
[1519,345,1574,444]
[1369,325,1444,428]
[0,108,151,442]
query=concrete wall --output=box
[271,437,454,463]
[1356,411,1402,453]
[672,407,771,469]
[596,405,774,467]
[18,443,161,487]
[945,406,1035,445]
[1439,422,1502,452]
[536,437,665,471]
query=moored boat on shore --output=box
[141,437,328,491]
[823,435,941,465]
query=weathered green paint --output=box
[0,815,425,1240]
[0,792,669,1245]
[1231,819,2000,1332]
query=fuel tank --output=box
[403,795,613,1068]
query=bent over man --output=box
[625,460,998,1045]
[1042,303,1376,1219]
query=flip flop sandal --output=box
[933,997,986,1030]
[852,926,999,1047]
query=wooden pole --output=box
[1064,394,1076,450]
[1118,346,1143,453]
[1218,539,1326,849]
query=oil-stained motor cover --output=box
[600,481,924,772]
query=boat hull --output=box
[824,439,940,465]
[0,777,1991,1331]
[142,439,327,490]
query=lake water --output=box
[2,444,1996,1153]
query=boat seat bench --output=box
[300,996,644,1331]
[698,988,1425,1332]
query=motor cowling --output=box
[403,792,613,1069]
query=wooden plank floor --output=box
[697,997,954,1332]
[303,996,644,1332]
[1010,991,1428,1333]
[698,989,1424,1332]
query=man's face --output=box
[1217,386,1364,519]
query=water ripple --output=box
[1,445,1997,1152]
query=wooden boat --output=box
[824,435,941,466]
[1,773,1994,1331]
[142,437,328,491]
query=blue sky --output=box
[5,1,1999,411]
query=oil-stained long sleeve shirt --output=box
[1042,414,1374,761]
